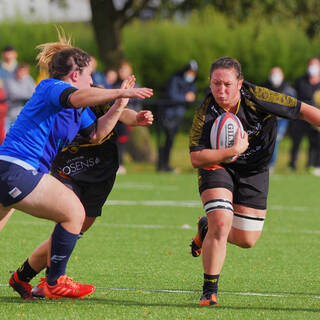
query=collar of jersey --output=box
[221,98,240,115]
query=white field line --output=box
[106,200,201,207]
[116,182,177,191]
[0,283,319,299]
[96,287,320,299]
[7,200,320,233]
[105,200,317,212]
[7,220,320,234]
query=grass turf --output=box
[0,171,320,319]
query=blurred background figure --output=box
[0,45,18,82]
[115,60,143,174]
[104,69,118,89]
[288,57,320,173]
[116,60,142,112]
[0,79,8,144]
[4,62,35,128]
[157,60,197,172]
[264,66,296,171]
[90,55,105,87]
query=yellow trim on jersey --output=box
[221,99,241,114]
[189,97,210,148]
[61,132,115,152]
[250,85,297,107]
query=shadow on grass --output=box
[0,296,319,313]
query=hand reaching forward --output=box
[118,75,136,108]
[120,75,153,99]
[136,110,154,126]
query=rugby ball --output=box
[210,113,244,163]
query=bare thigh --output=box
[228,204,267,248]
[12,174,85,233]
[200,188,266,248]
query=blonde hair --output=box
[36,27,72,75]
[36,27,90,79]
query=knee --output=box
[74,205,86,225]
[64,200,86,225]
[237,238,257,249]
[232,234,259,248]
[207,216,232,241]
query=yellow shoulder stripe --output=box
[61,132,114,152]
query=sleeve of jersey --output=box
[244,81,301,119]
[79,107,97,137]
[48,81,78,109]
[189,97,211,153]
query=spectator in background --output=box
[116,60,142,112]
[264,66,296,171]
[90,55,105,87]
[114,60,143,174]
[288,57,320,172]
[4,63,35,128]
[157,60,198,172]
[104,69,118,89]
[0,79,8,144]
[0,45,18,82]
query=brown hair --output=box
[36,27,91,79]
[210,57,243,80]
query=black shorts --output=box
[198,166,269,210]
[0,160,44,207]
[52,173,116,217]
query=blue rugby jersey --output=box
[0,78,96,173]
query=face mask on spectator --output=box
[184,73,195,83]
[269,73,283,87]
[307,64,320,77]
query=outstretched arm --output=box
[299,102,320,126]
[89,76,136,143]
[120,109,154,126]
[69,77,153,108]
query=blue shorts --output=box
[0,160,44,207]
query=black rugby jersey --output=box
[189,81,301,172]
[51,105,119,183]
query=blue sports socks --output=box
[47,223,79,286]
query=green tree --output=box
[89,0,157,69]
[52,0,320,69]
[175,0,320,37]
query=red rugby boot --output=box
[44,275,95,300]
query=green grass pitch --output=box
[0,172,319,319]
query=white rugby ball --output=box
[210,113,244,163]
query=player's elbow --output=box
[190,159,199,168]
[190,157,201,168]
[190,152,202,168]
[89,132,104,144]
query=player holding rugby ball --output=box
[189,56,320,306]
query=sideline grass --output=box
[0,172,320,319]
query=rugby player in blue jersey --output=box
[0,33,153,300]
[9,80,154,300]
